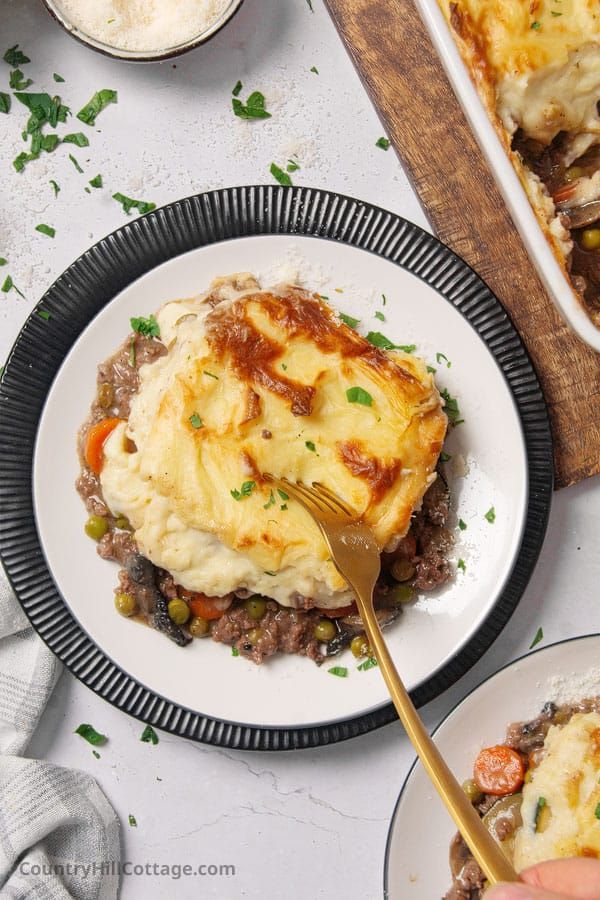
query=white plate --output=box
[414,0,600,353]
[33,233,529,731]
[384,634,600,899]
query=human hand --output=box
[485,858,600,899]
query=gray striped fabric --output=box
[0,567,120,899]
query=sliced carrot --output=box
[84,418,124,475]
[473,745,525,796]
[185,592,233,621]
[316,602,358,619]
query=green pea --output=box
[461,779,483,805]
[168,598,190,625]
[350,634,370,658]
[313,618,336,642]
[244,596,267,620]
[189,615,209,637]
[246,627,263,645]
[581,228,600,252]
[390,584,414,605]
[115,515,131,530]
[391,558,415,582]
[114,592,137,617]
[84,514,108,541]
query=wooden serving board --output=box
[325,0,600,488]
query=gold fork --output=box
[266,475,518,887]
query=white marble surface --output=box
[2,2,599,898]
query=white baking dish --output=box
[415,0,600,353]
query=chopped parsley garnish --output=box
[263,490,276,510]
[0,92,10,114]
[328,666,348,678]
[427,365,436,374]
[231,647,240,657]
[457,558,466,573]
[277,488,289,502]
[531,20,541,28]
[63,131,89,147]
[440,388,464,426]
[281,362,288,370]
[346,386,373,406]
[232,90,271,120]
[458,519,467,531]
[53,73,65,82]
[203,370,219,379]
[436,352,451,368]
[232,80,243,96]
[484,506,496,524]
[365,331,415,353]
[75,723,107,746]
[306,0,314,11]
[594,803,600,820]
[140,725,159,745]
[9,70,33,91]
[113,192,156,215]
[128,814,137,827]
[130,314,160,337]
[37,309,51,321]
[357,657,378,671]
[3,45,30,67]
[375,310,385,322]
[69,153,83,173]
[376,136,390,150]
[231,480,256,501]
[50,179,60,196]
[89,174,103,188]
[530,627,544,649]
[382,293,387,305]
[35,223,55,238]
[189,413,203,429]
[270,162,292,186]
[439,451,452,463]
[339,312,360,329]
[14,91,69,128]
[310,65,319,74]
[0,258,6,266]
[534,797,546,830]
[305,440,316,452]
[286,158,300,173]
[1,275,12,292]
[77,88,117,125]
[92,750,100,759]
[550,10,562,15]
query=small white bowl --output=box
[40,0,245,62]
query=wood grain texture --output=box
[325,0,600,488]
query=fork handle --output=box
[354,590,519,886]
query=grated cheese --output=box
[547,667,600,705]
[55,0,231,53]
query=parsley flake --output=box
[346,386,373,406]
[75,723,107,746]
[232,90,271,120]
[9,70,32,91]
[287,158,300,173]
[484,506,496,524]
[440,388,464,426]
[63,131,89,147]
[128,814,137,827]
[277,488,289,502]
[77,89,117,125]
[92,750,100,759]
[310,65,319,75]
[339,312,360,329]
[427,365,436,374]
[436,352,451,368]
[263,490,276,510]
[457,558,466,573]
[551,10,562,14]
[231,647,240,657]
[531,20,541,28]
[113,192,156,216]
[89,174,103,188]
[232,80,243,96]
[50,179,60,197]
[37,309,51,321]
[376,136,390,150]
[140,725,159,745]
[35,223,55,238]
[530,627,544,649]
[68,153,83,173]
[439,451,452,463]
[1,275,12,292]
[0,258,6,266]
[189,413,203,429]
[458,519,467,531]
[305,440,316,452]
[270,162,292,186]
[328,666,348,678]
[3,45,30,67]
[594,803,600,821]
[0,92,10,114]
[357,657,378,671]
[203,370,219,379]
[231,480,256,501]
[130,314,160,338]
[374,310,386,322]
[53,73,65,83]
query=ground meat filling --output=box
[444,700,600,899]
[77,332,455,663]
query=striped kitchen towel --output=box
[0,566,120,899]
